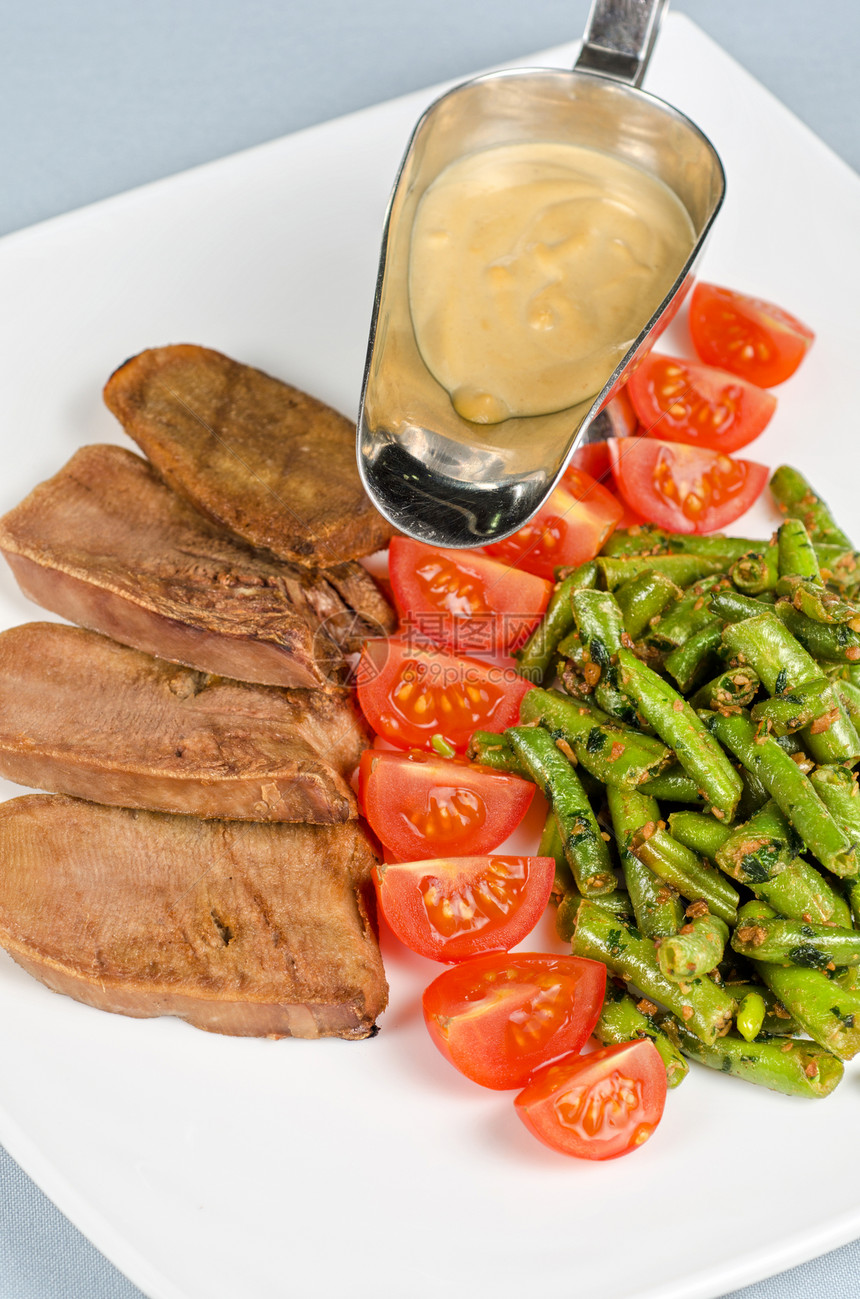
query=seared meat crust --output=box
[104,343,395,565]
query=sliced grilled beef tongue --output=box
[0,623,371,822]
[104,343,396,565]
[0,444,394,689]
[0,794,388,1039]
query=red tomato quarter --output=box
[388,537,550,656]
[569,390,640,484]
[359,750,534,861]
[514,1040,667,1160]
[689,282,815,387]
[484,470,622,580]
[569,440,612,483]
[357,637,531,752]
[602,386,639,438]
[628,352,776,453]
[608,437,768,534]
[422,952,606,1089]
[373,855,555,962]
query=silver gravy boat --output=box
[357,0,725,548]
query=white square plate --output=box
[0,14,858,1299]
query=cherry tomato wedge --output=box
[484,470,623,580]
[422,952,606,1089]
[359,750,534,861]
[627,352,776,453]
[568,441,612,483]
[568,390,640,483]
[373,855,555,962]
[356,637,531,753]
[514,1040,667,1160]
[689,282,815,387]
[388,537,550,656]
[601,386,639,438]
[608,437,768,535]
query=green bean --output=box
[663,620,723,693]
[515,562,597,683]
[815,544,860,592]
[829,663,860,690]
[570,588,624,656]
[669,1021,843,1097]
[757,861,852,928]
[555,887,632,941]
[599,525,669,557]
[647,576,728,649]
[538,809,573,898]
[737,767,771,819]
[732,915,860,969]
[606,786,684,939]
[636,773,697,808]
[709,588,769,624]
[597,554,727,591]
[777,518,822,582]
[614,570,682,640]
[750,679,834,735]
[722,610,818,690]
[756,962,860,1061]
[467,730,529,777]
[836,679,860,723]
[657,913,728,982]
[689,666,760,714]
[770,465,852,549]
[774,732,806,757]
[593,666,654,731]
[705,710,857,877]
[808,765,860,869]
[730,545,778,594]
[519,688,672,787]
[846,878,860,928]
[669,806,850,925]
[616,648,743,819]
[603,530,764,564]
[736,991,767,1042]
[775,601,860,664]
[777,576,860,629]
[714,801,796,885]
[740,902,860,1060]
[721,982,800,1036]
[555,627,584,661]
[507,725,616,896]
[569,588,646,726]
[720,610,860,765]
[662,534,766,562]
[667,811,731,860]
[594,982,689,1087]
[571,901,737,1045]
[633,826,739,925]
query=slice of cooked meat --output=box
[0,445,394,689]
[0,623,371,822]
[0,794,387,1039]
[103,343,396,565]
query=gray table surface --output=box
[1,2,858,1296]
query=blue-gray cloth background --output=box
[1,2,858,1296]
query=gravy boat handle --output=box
[576,0,669,87]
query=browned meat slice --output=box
[0,445,395,689]
[0,794,388,1039]
[0,623,371,822]
[103,343,396,565]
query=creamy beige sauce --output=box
[408,141,696,424]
